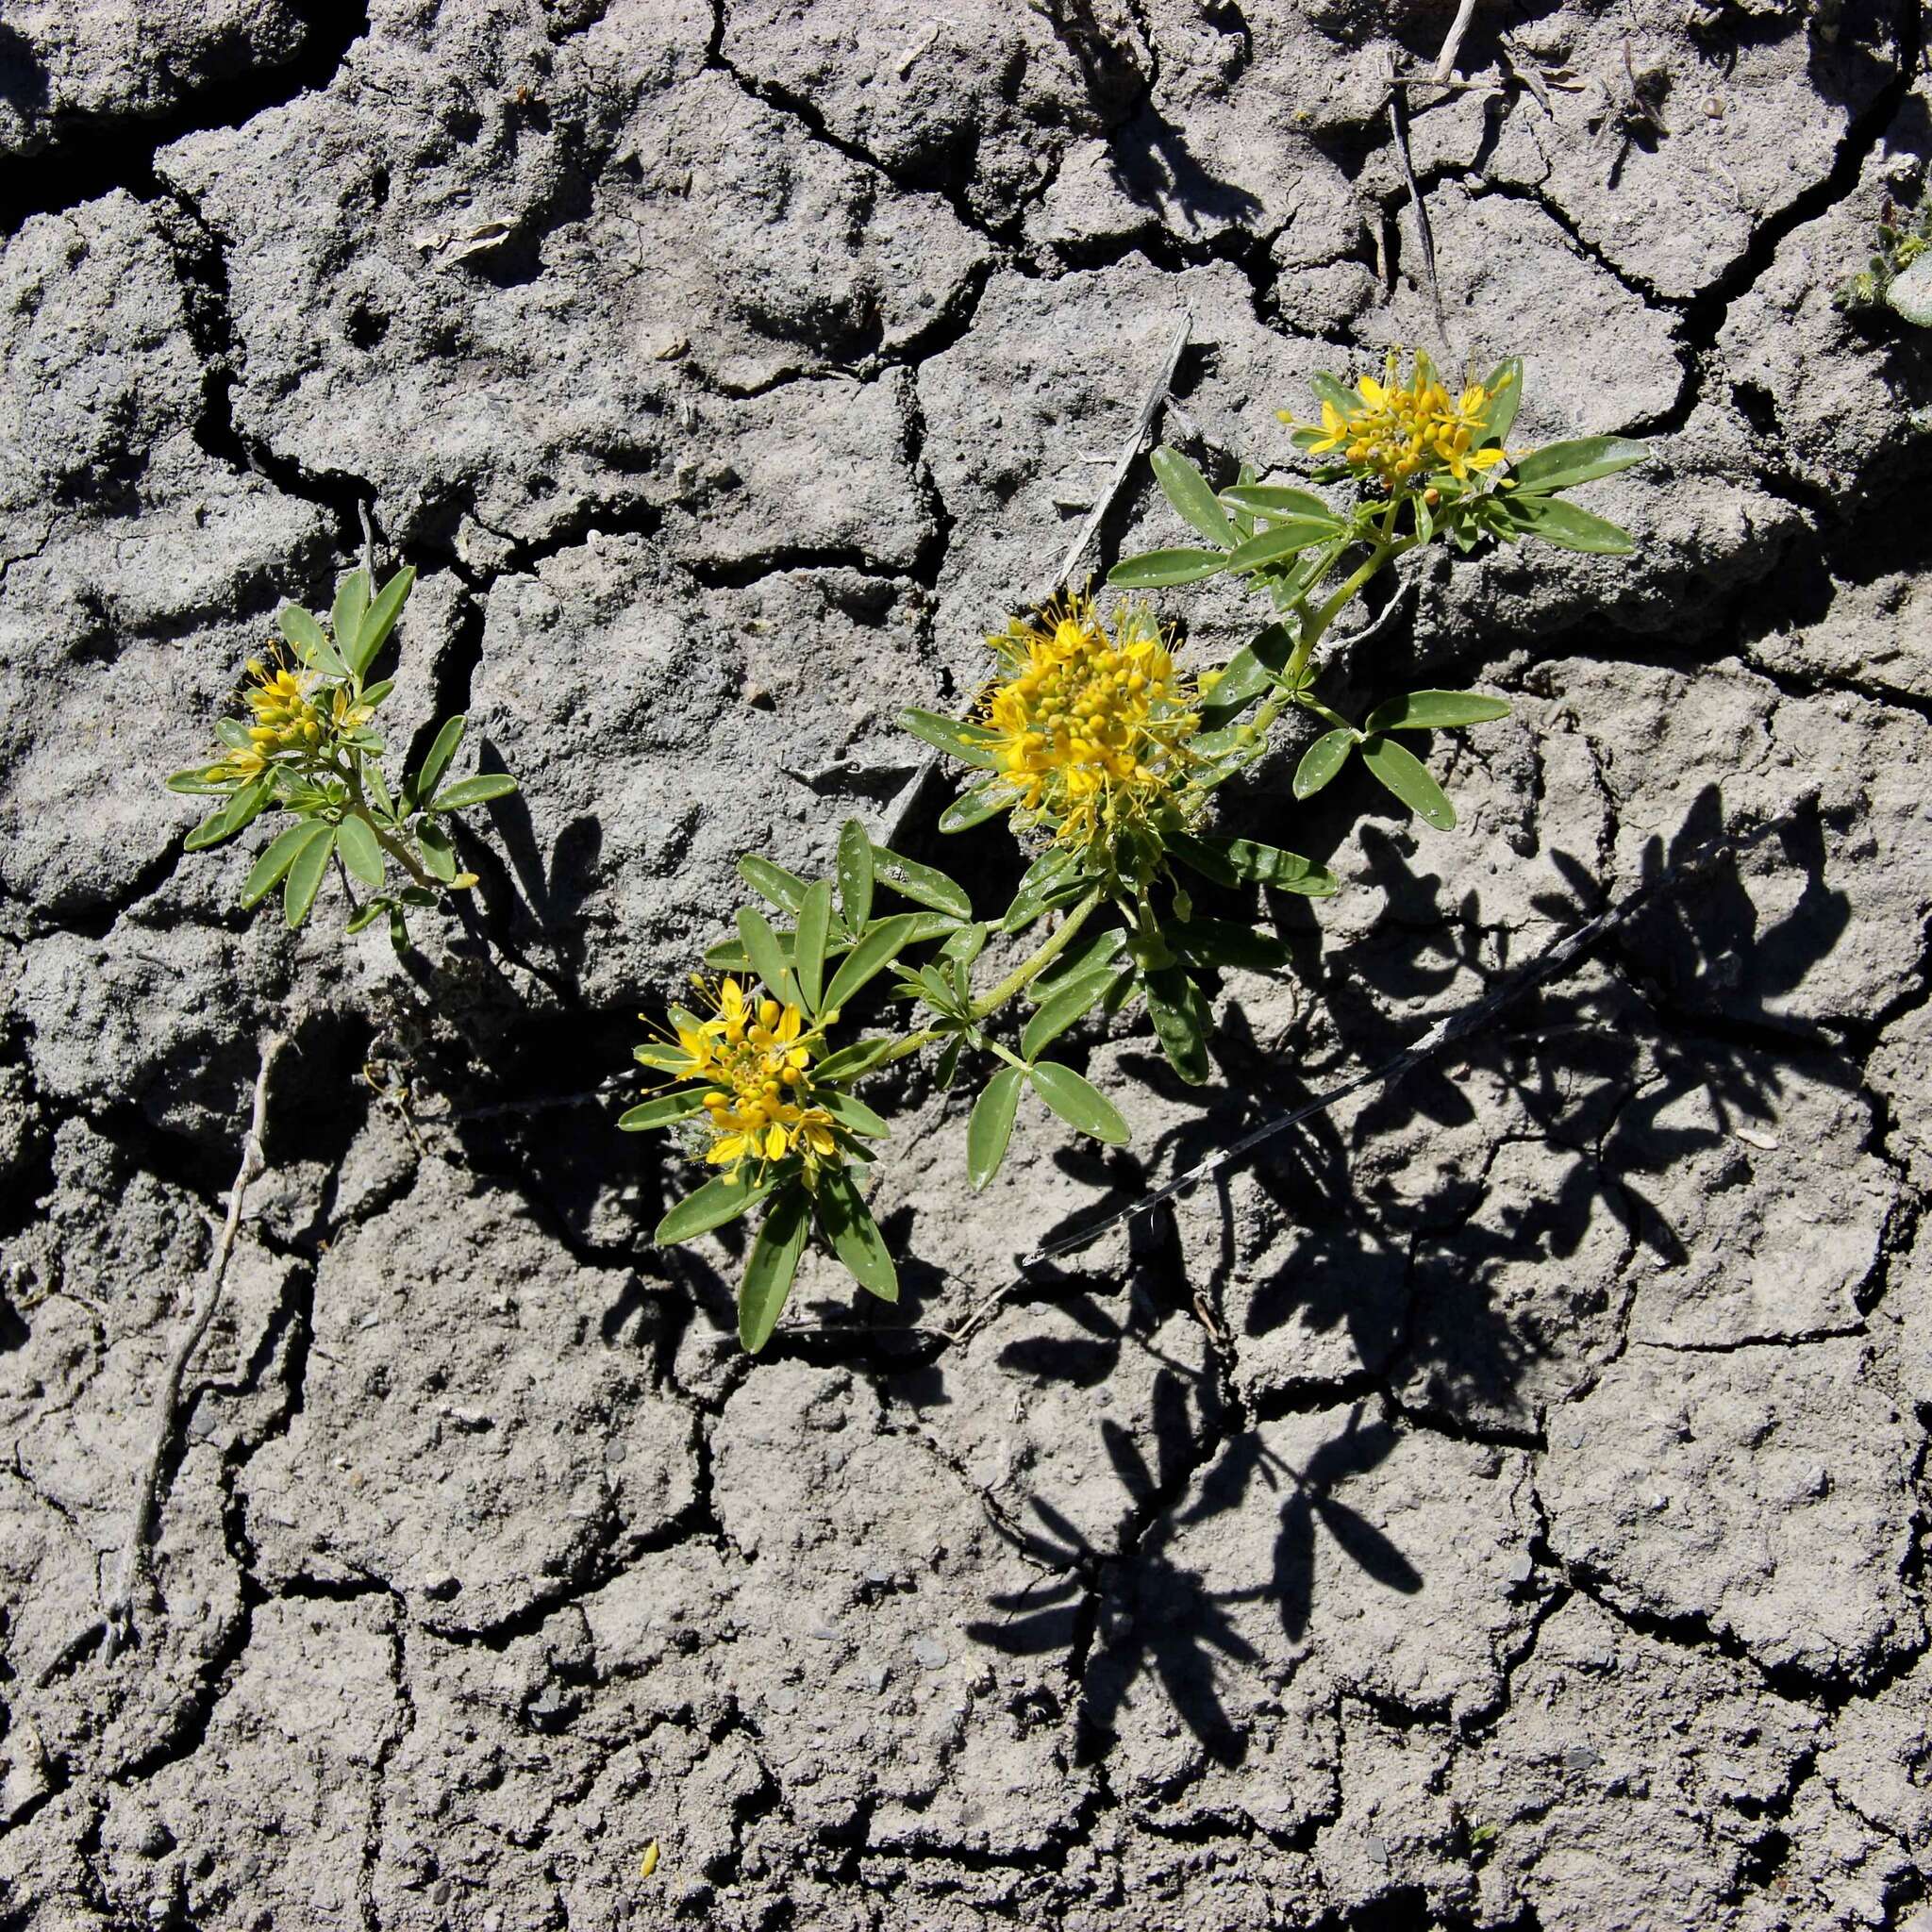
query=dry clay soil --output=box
[3,2,1932,1928]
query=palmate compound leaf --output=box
[739,1184,812,1353]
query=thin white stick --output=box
[101,1032,286,1662]
[1433,0,1481,83]
[1048,309,1192,599]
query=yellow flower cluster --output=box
[1287,352,1509,489]
[671,977,838,1174]
[211,658,372,782]
[982,592,1196,852]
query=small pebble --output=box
[911,1636,948,1671]
[1563,1744,1603,1772]
[605,1440,628,1466]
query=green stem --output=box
[343,764,436,890]
[874,886,1105,1069]
[968,887,1102,1021]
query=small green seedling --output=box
[168,567,518,948]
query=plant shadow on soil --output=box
[961,779,1857,1767]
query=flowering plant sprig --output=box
[626,353,1649,1353]
[167,568,517,946]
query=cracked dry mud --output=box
[1,1,1929,1926]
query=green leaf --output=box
[1001,847,1075,932]
[413,717,465,805]
[166,764,235,795]
[360,678,395,711]
[1227,522,1340,574]
[331,570,371,671]
[1199,622,1293,724]
[417,818,458,882]
[1145,965,1212,1085]
[1166,830,1240,888]
[967,1064,1027,1191]
[1293,727,1357,800]
[656,1169,774,1245]
[351,566,415,678]
[872,845,971,921]
[1309,372,1358,416]
[1361,736,1456,830]
[335,812,386,888]
[1107,547,1229,589]
[429,774,517,810]
[1215,837,1339,897]
[818,1166,898,1303]
[214,718,254,752]
[1033,927,1125,997]
[1506,493,1636,555]
[1364,690,1512,733]
[184,773,271,851]
[822,913,923,1018]
[277,604,346,679]
[940,784,1008,834]
[935,1036,964,1088]
[1022,968,1124,1060]
[1171,918,1291,971]
[836,820,874,929]
[887,909,962,950]
[738,854,808,915]
[1508,437,1650,494]
[618,1088,710,1131]
[1217,483,1343,525]
[739,1187,812,1354]
[362,758,396,824]
[1027,1061,1129,1146]
[283,824,337,927]
[815,1038,893,1080]
[242,820,332,909]
[900,708,999,768]
[794,879,832,1012]
[1150,445,1237,548]
[1476,358,1524,444]
[737,907,797,1004]
[818,1087,890,1140]
[345,899,387,935]
[940,921,988,967]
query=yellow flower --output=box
[980,591,1197,853]
[1283,350,1510,490]
[661,976,839,1176]
[216,654,373,772]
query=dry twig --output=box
[1432,0,1481,83]
[101,1031,286,1662]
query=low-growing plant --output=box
[1835,182,1932,325]
[626,350,1649,1352]
[167,567,518,946]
